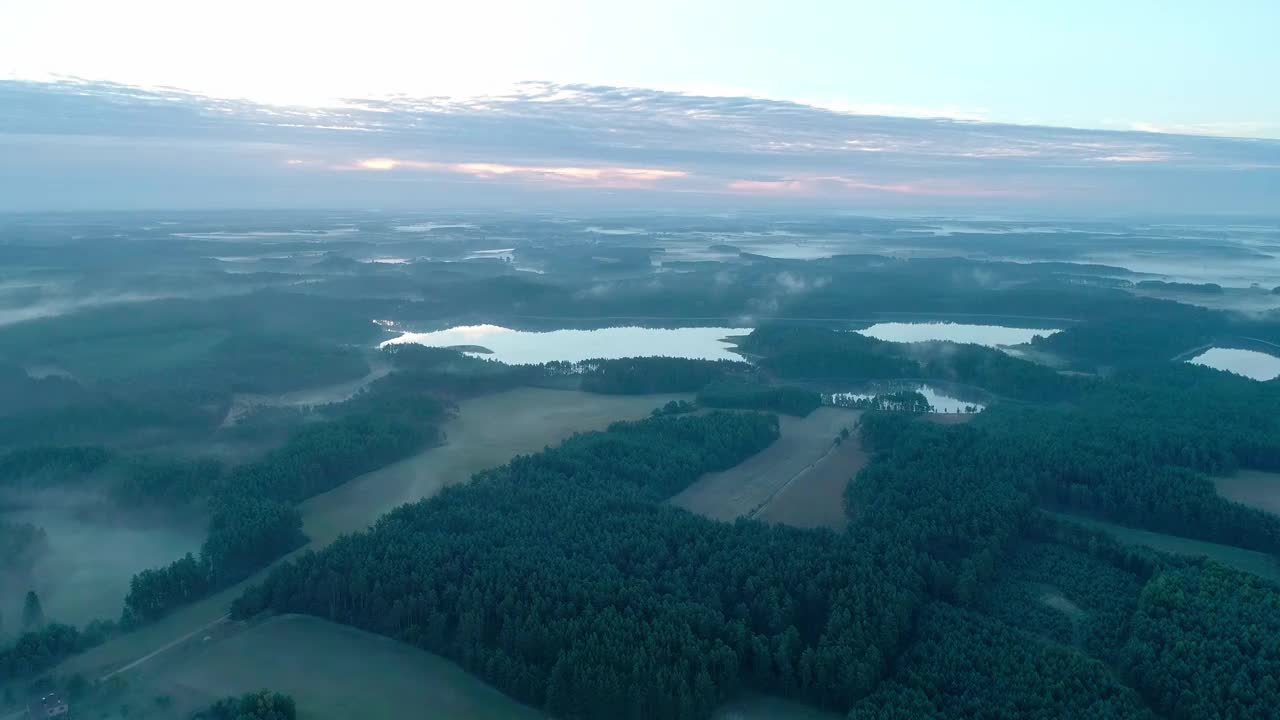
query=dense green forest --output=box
[5,220,1280,718]
[846,603,1153,720]
[695,382,822,416]
[738,325,1080,402]
[234,412,930,717]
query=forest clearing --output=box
[669,407,860,521]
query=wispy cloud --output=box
[1,79,1277,212]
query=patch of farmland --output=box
[669,407,861,522]
[753,428,866,531]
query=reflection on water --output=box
[856,322,1059,347]
[1188,348,1280,381]
[829,382,987,414]
[381,325,745,364]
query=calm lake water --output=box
[856,322,1059,347]
[1188,348,1280,381]
[381,325,745,364]
[829,382,987,414]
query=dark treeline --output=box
[0,620,115,683]
[695,382,822,416]
[739,325,1079,402]
[120,386,447,624]
[235,412,934,718]
[830,390,932,413]
[575,357,753,395]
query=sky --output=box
[2,0,1278,213]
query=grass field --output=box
[133,614,545,720]
[1214,470,1280,516]
[1052,511,1280,583]
[753,426,866,531]
[82,617,841,720]
[669,407,861,522]
[62,388,688,679]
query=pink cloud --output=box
[352,157,686,187]
[725,175,1030,198]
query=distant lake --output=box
[1188,348,1280,381]
[381,325,745,364]
[829,382,987,414]
[856,322,1060,347]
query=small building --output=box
[27,694,69,718]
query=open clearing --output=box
[1214,470,1280,516]
[1052,512,1280,583]
[753,426,866,531]
[669,407,861,523]
[135,614,544,720]
[61,388,687,678]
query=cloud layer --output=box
[2,79,1278,213]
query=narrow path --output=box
[97,614,231,682]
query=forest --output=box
[231,336,1280,720]
[4,215,1280,719]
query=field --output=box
[123,614,545,720]
[1214,470,1280,516]
[71,617,842,720]
[669,408,861,523]
[60,388,688,678]
[1052,512,1280,583]
[753,428,866,531]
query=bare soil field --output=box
[669,407,861,522]
[1214,470,1280,516]
[753,431,866,531]
[1052,511,1280,583]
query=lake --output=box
[829,382,987,414]
[856,322,1060,347]
[1188,347,1280,381]
[381,325,745,364]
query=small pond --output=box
[829,382,987,414]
